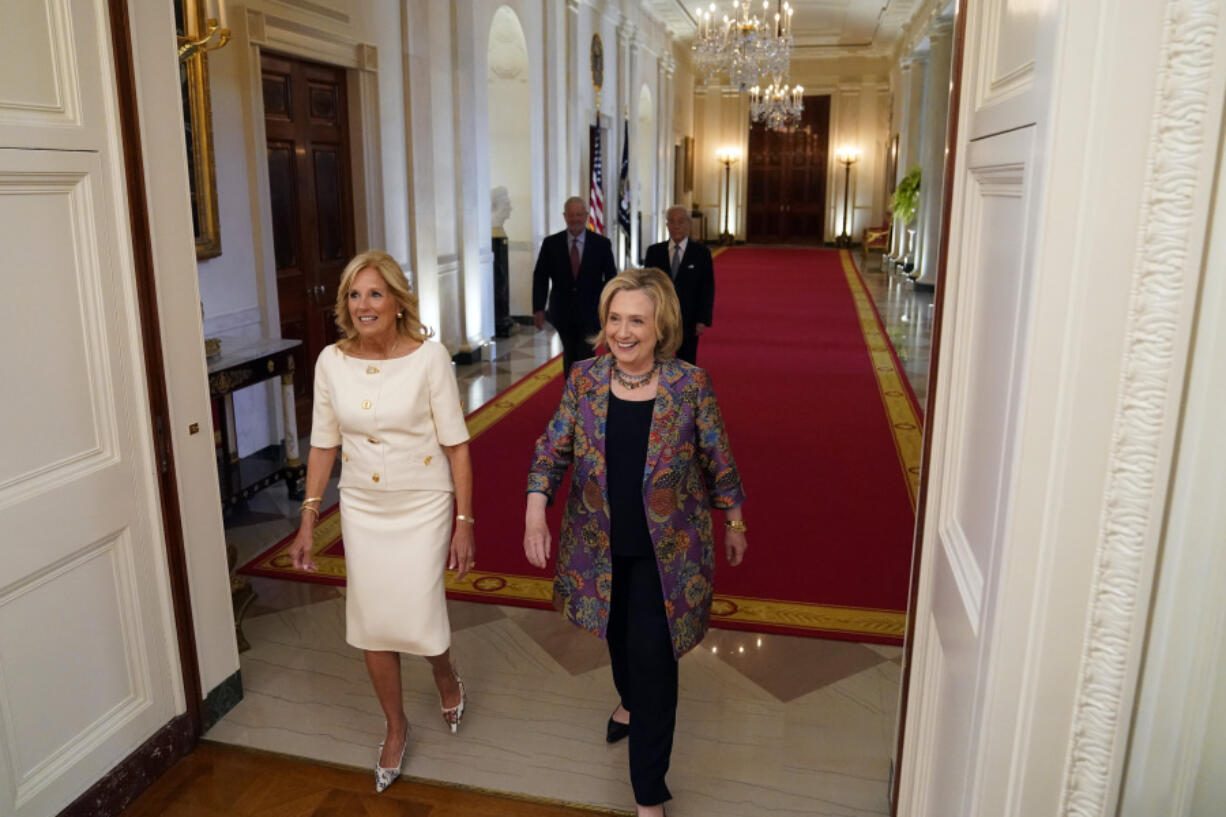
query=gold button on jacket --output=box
[308,342,471,492]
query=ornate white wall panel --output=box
[0,533,147,806]
[969,0,1048,139]
[933,135,1032,639]
[0,167,114,496]
[0,0,88,149]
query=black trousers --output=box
[607,555,677,806]
[558,330,595,376]
[676,334,699,365]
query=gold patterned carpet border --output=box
[839,249,923,509]
[465,356,564,440]
[251,511,905,640]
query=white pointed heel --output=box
[374,721,409,793]
[441,666,466,734]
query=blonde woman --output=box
[524,268,748,817]
[288,250,474,793]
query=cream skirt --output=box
[340,487,453,655]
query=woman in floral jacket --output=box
[524,267,747,817]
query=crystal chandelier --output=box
[749,77,804,130]
[694,1,794,91]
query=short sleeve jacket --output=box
[310,341,470,492]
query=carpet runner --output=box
[239,249,920,643]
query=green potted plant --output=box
[890,166,922,226]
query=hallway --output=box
[212,248,929,816]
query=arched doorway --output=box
[486,6,533,318]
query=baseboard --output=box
[56,713,194,817]
[452,344,488,365]
[202,669,243,732]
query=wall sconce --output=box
[716,148,741,244]
[179,13,231,62]
[835,147,862,247]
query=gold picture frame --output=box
[176,1,221,259]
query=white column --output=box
[659,51,676,240]
[566,0,582,199]
[451,1,493,354]
[617,20,634,264]
[542,0,569,227]
[401,0,439,330]
[899,52,927,269]
[626,31,641,259]
[914,18,954,287]
[888,59,914,261]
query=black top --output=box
[607,393,656,558]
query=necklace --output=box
[612,361,658,390]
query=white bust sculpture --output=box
[491,186,512,237]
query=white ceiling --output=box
[645,0,930,57]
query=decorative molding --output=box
[244,8,372,70]
[1061,3,1220,816]
[894,0,946,63]
[356,43,377,73]
[268,0,349,25]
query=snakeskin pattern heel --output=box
[374,721,409,793]
[441,667,466,734]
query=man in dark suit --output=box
[643,206,714,365]
[533,196,618,374]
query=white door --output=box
[896,1,1058,814]
[0,3,183,815]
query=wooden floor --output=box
[120,742,629,816]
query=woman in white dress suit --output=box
[288,250,475,793]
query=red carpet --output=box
[693,248,919,642]
[240,249,920,643]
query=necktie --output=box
[671,244,681,279]
[570,237,581,279]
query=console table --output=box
[207,338,306,507]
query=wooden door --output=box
[262,53,355,432]
[746,95,829,243]
[0,3,183,813]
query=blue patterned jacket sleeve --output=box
[691,368,745,509]
[526,367,580,504]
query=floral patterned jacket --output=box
[527,354,745,658]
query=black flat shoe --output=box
[606,715,630,743]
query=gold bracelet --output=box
[725,519,747,533]
[301,496,323,506]
[301,506,319,519]
[456,514,476,525]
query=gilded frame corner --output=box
[178,1,221,260]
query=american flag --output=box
[588,124,605,234]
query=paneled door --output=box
[262,53,355,432]
[896,1,1059,814]
[745,95,830,243]
[0,2,182,814]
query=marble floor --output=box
[211,247,933,816]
